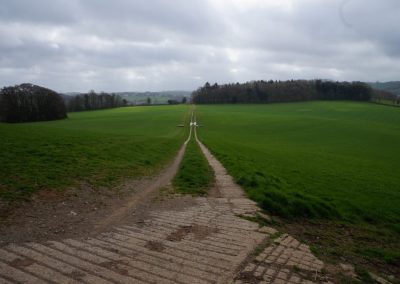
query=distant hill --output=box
[62,91,191,105]
[117,91,191,105]
[367,81,400,96]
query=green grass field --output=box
[0,105,189,202]
[196,102,400,227]
[196,101,400,268]
[173,134,214,196]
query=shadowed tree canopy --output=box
[0,83,67,123]
[192,80,373,104]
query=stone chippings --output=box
[0,139,328,283]
[234,234,331,284]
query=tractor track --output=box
[0,112,329,283]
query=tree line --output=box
[0,84,130,123]
[370,89,400,106]
[0,83,67,123]
[192,80,373,104]
[64,90,128,112]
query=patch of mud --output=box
[145,240,166,252]
[191,224,219,240]
[68,270,86,280]
[100,260,129,275]
[235,271,263,284]
[0,144,189,246]
[167,225,192,241]
[10,258,35,267]
[150,194,198,212]
[0,183,141,245]
[207,183,222,198]
[167,224,219,242]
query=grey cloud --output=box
[342,0,400,56]
[0,0,399,92]
[0,0,79,24]
[76,0,228,45]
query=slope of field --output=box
[0,105,188,202]
[196,102,400,228]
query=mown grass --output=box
[173,133,214,195]
[0,105,189,202]
[196,101,400,269]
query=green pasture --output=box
[0,105,189,202]
[196,102,400,229]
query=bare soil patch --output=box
[191,224,219,240]
[0,182,140,245]
[0,181,197,246]
[207,183,222,198]
[0,144,191,246]
[145,240,166,252]
[10,257,35,267]
[100,260,129,275]
[166,224,219,242]
[235,271,263,284]
[166,225,192,241]
[68,270,87,280]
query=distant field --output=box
[0,105,188,202]
[196,102,400,230]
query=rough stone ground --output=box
[0,128,331,283]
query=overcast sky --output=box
[0,0,399,92]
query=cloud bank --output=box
[0,0,399,92]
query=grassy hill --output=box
[368,81,400,96]
[197,102,400,225]
[0,105,189,202]
[117,91,191,105]
[196,101,400,267]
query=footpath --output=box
[0,125,328,284]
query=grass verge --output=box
[173,137,214,195]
